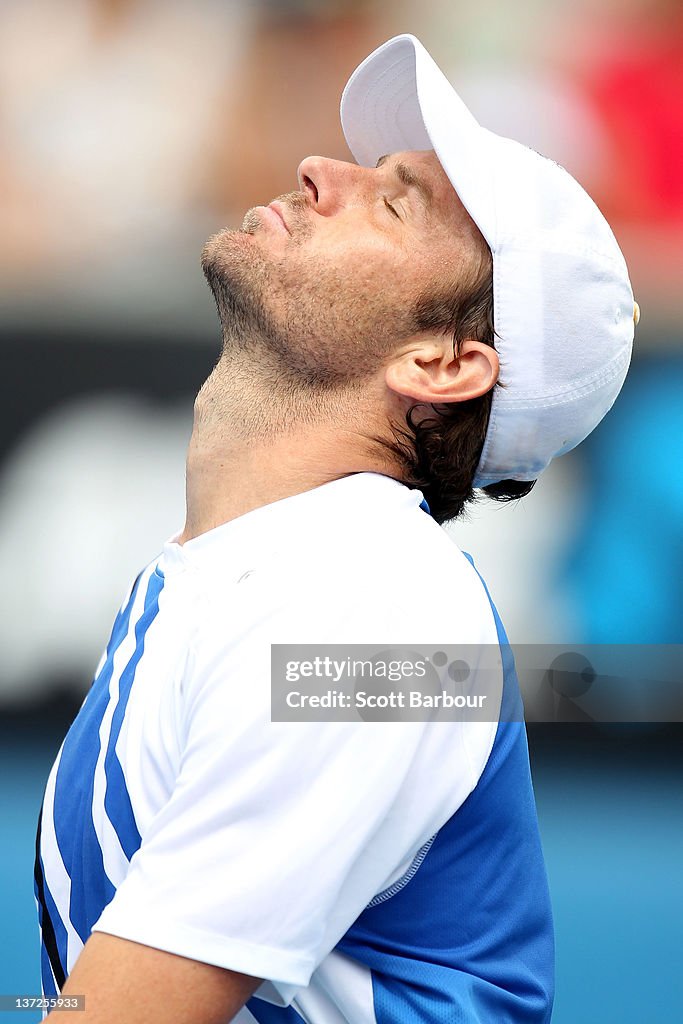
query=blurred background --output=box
[1,0,681,1021]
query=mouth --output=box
[267,201,290,234]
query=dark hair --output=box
[377,249,536,525]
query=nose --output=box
[296,155,370,216]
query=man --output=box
[36,35,635,1024]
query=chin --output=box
[201,228,251,275]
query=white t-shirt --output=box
[36,472,553,1023]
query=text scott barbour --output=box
[286,690,487,709]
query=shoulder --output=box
[288,486,498,647]
[190,474,499,649]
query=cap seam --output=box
[477,258,505,475]
[495,344,631,408]
[494,237,629,270]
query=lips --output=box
[268,202,290,234]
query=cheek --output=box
[265,254,422,364]
[278,232,425,308]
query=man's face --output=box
[201,150,487,388]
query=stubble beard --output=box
[199,192,425,429]
[198,194,370,441]
[201,191,344,389]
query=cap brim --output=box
[340,34,497,247]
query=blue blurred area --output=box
[1,730,58,1024]
[2,722,681,1024]
[559,354,683,644]
[532,729,683,1024]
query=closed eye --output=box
[383,197,401,220]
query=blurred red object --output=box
[581,16,683,226]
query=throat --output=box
[178,359,391,544]
[180,432,360,544]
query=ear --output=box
[385,337,499,404]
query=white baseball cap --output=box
[340,34,637,487]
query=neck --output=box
[178,353,400,543]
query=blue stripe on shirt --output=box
[34,850,65,995]
[51,570,156,942]
[103,570,165,859]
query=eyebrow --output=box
[376,154,433,211]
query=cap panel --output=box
[482,132,630,279]
[475,246,633,484]
[491,244,634,400]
